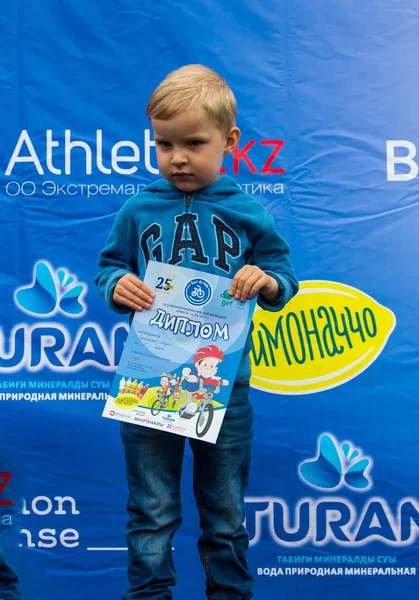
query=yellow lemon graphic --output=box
[250,281,396,395]
[114,394,139,409]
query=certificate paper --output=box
[102,262,257,444]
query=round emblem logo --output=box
[184,278,213,307]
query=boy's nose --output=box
[171,151,187,166]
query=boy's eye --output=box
[157,141,171,148]
[189,140,203,147]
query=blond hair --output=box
[146,65,237,135]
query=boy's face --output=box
[152,110,239,192]
[195,357,220,378]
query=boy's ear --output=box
[224,126,240,155]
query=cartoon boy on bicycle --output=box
[180,345,229,411]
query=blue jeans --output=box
[0,547,22,600]
[121,383,255,600]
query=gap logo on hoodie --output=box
[140,214,241,274]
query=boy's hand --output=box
[113,274,155,312]
[229,265,279,302]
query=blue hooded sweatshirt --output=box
[95,175,298,382]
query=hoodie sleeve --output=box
[94,201,140,314]
[250,207,299,312]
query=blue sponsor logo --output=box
[299,433,372,491]
[245,433,419,547]
[162,414,176,423]
[184,278,212,307]
[1,260,128,373]
[15,260,86,317]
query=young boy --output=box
[95,64,298,600]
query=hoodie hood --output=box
[143,175,242,201]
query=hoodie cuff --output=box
[257,271,291,312]
[104,269,134,315]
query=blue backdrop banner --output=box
[0,1,418,598]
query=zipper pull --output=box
[185,193,192,206]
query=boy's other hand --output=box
[229,265,279,302]
[113,274,155,312]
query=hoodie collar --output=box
[143,175,241,201]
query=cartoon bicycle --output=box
[150,389,169,415]
[178,345,229,438]
[149,376,186,415]
[191,285,205,299]
[151,372,179,415]
[178,381,227,438]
